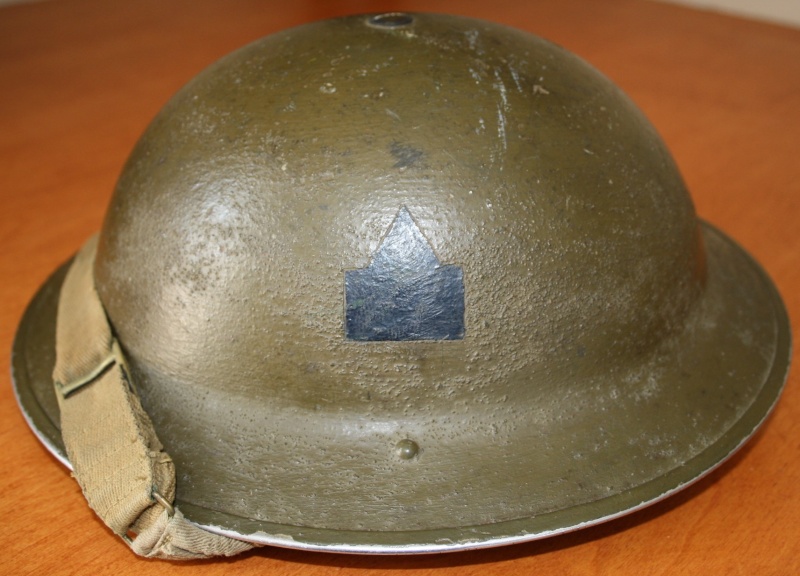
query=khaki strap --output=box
[52,236,255,560]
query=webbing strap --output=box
[52,236,255,560]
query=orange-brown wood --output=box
[1,1,798,574]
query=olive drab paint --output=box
[12,13,791,553]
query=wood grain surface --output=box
[1,1,798,574]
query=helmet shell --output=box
[13,13,790,552]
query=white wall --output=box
[655,0,800,28]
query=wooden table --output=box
[2,1,798,574]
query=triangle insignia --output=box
[345,207,465,341]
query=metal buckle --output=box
[152,489,175,518]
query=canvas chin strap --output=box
[52,235,256,560]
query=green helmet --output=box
[12,12,790,558]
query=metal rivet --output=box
[367,13,415,29]
[395,438,420,460]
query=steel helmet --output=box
[12,12,791,559]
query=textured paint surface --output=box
[89,13,712,530]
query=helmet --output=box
[12,12,791,558]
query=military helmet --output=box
[12,12,791,558]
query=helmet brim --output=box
[11,221,791,553]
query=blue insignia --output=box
[345,207,465,341]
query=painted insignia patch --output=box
[345,207,465,341]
